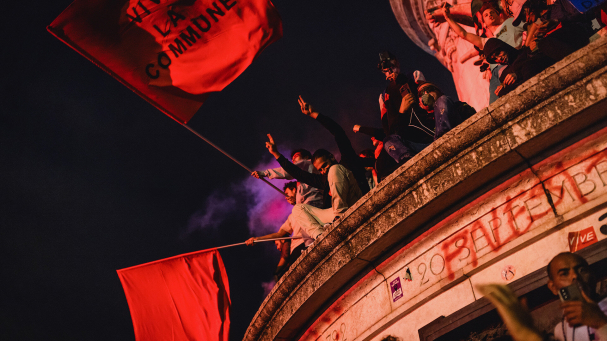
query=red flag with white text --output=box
[48,0,282,123]
[117,249,230,341]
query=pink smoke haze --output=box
[243,159,293,236]
[185,157,293,237]
[261,280,276,297]
[184,194,237,234]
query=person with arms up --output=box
[263,130,362,240]
[251,148,325,208]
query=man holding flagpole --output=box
[263,97,364,242]
[245,181,314,280]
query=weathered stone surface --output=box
[243,38,607,341]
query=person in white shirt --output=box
[547,252,607,341]
[251,149,325,209]
[245,182,314,280]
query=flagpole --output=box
[214,236,302,250]
[182,124,286,196]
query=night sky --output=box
[2,1,457,340]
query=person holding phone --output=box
[377,52,434,164]
[546,252,607,341]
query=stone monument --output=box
[390,0,490,110]
[243,15,607,341]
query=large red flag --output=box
[117,249,230,341]
[48,0,282,123]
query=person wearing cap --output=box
[504,0,593,62]
[417,82,475,139]
[378,52,435,164]
[252,148,326,209]
[483,37,554,96]
[441,1,526,103]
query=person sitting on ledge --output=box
[483,37,554,97]
[245,182,314,281]
[263,133,362,240]
[251,148,325,209]
[440,1,527,104]
[417,81,476,140]
[504,0,594,64]
[295,96,372,195]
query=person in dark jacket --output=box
[507,0,593,63]
[483,38,554,96]
[296,96,372,195]
[378,51,435,163]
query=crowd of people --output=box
[429,0,606,101]
[244,0,606,299]
[241,0,607,338]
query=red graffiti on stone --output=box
[436,148,607,280]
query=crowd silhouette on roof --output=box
[245,0,607,285]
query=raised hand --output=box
[245,237,257,246]
[298,95,319,119]
[477,284,543,341]
[266,133,280,159]
[442,2,451,18]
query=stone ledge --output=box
[243,38,607,341]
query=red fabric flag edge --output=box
[117,248,231,341]
[46,23,196,125]
[47,0,283,124]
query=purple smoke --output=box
[184,157,292,237]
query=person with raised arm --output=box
[245,182,314,281]
[251,148,325,209]
[262,97,364,239]
[441,2,525,102]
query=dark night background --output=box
[1,1,457,340]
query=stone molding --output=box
[243,38,607,341]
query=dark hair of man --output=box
[283,181,297,192]
[312,149,334,163]
[290,149,312,160]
